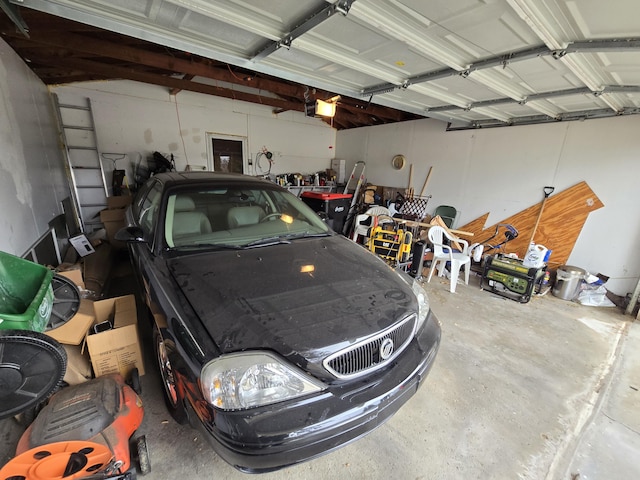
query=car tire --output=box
[153,326,188,424]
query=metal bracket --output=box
[252,0,354,61]
[1,0,29,37]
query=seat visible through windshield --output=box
[163,186,330,248]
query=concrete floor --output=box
[2,267,638,479]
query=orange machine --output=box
[0,373,148,480]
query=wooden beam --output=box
[4,28,309,98]
[338,101,417,122]
[27,53,306,112]
[170,74,194,95]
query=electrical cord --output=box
[255,149,274,175]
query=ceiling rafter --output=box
[0,27,308,98]
[26,52,306,110]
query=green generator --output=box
[480,254,544,303]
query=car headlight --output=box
[412,279,430,332]
[200,351,325,410]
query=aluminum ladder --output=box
[52,94,109,233]
[342,160,366,235]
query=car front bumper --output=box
[185,310,441,473]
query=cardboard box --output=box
[86,295,145,378]
[100,195,132,249]
[100,207,126,223]
[46,298,95,345]
[107,195,133,209]
[62,344,92,385]
[57,267,85,290]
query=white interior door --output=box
[207,134,247,173]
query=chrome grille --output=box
[324,314,416,379]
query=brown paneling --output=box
[458,181,603,267]
[458,213,490,238]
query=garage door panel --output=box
[433,76,507,103]
[560,0,640,38]
[506,57,584,92]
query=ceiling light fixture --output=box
[314,99,337,117]
[305,95,341,118]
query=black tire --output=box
[128,367,142,395]
[153,326,188,424]
[46,274,81,331]
[135,435,151,475]
[0,330,67,420]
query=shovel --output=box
[528,186,555,245]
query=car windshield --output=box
[164,184,331,249]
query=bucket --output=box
[0,251,55,332]
[552,265,586,301]
[523,243,549,268]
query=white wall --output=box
[52,81,336,181]
[336,117,640,296]
[0,39,68,256]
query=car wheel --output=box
[153,326,188,424]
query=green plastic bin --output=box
[0,251,55,332]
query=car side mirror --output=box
[115,226,147,243]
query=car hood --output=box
[167,235,416,375]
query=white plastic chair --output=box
[426,225,471,293]
[351,206,391,243]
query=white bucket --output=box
[523,243,549,268]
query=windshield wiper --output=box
[168,243,242,252]
[244,236,292,248]
[286,231,331,239]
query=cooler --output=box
[300,192,352,233]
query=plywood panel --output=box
[458,182,603,267]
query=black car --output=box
[116,172,441,473]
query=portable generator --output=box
[480,254,544,303]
